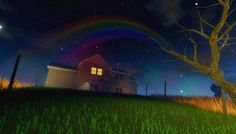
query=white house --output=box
[45,55,137,94]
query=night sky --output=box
[0,0,236,96]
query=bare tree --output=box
[158,0,236,103]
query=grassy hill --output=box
[0,88,236,134]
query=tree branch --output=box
[158,43,210,74]
[220,35,236,40]
[212,0,230,38]
[223,43,236,47]
[193,45,198,62]
[218,21,236,41]
[201,17,216,29]
[218,0,230,6]
[196,9,204,32]
[196,3,220,9]
[176,22,210,40]
[219,34,230,50]
[195,8,215,29]
[228,7,236,17]
[183,33,199,62]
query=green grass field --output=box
[0,88,236,134]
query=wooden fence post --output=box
[8,54,21,90]
[146,84,148,96]
[164,80,167,97]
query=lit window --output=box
[91,67,103,76]
[91,67,97,75]
[97,68,103,76]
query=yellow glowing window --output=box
[97,68,103,76]
[91,67,97,75]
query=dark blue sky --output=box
[0,0,236,96]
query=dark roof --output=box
[112,68,130,74]
[48,63,77,70]
[78,54,112,70]
[129,76,136,80]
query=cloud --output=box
[146,0,184,26]
[0,29,12,39]
[0,0,13,12]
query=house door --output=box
[116,88,123,94]
[90,84,98,91]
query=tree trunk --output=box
[220,85,236,105]
[215,80,236,105]
[210,73,236,105]
[221,89,227,114]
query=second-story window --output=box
[97,68,103,76]
[91,67,103,76]
[120,74,123,80]
[91,67,97,75]
[116,74,124,80]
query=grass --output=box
[0,77,31,89]
[0,88,236,134]
[173,96,236,116]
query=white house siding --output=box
[45,66,78,89]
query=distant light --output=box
[180,90,183,93]
[0,25,2,30]
[61,48,64,51]
[195,2,198,6]
[180,74,183,78]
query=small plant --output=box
[173,96,236,115]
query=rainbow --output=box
[40,16,171,64]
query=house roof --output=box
[48,63,77,72]
[112,68,131,75]
[48,55,132,75]
[78,54,112,71]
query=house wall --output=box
[111,72,137,94]
[114,80,136,94]
[77,56,113,91]
[45,67,78,89]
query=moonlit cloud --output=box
[146,0,184,26]
[0,0,13,12]
[0,29,12,39]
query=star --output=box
[180,74,183,78]
[195,2,198,6]
[0,25,3,30]
[61,47,64,51]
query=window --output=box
[90,67,103,76]
[120,74,123,80]
[115,74,119,79]
[91,67,97,75]
[115,74,124,80]
[97,68,103,76]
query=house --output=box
[45,55,137,94]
